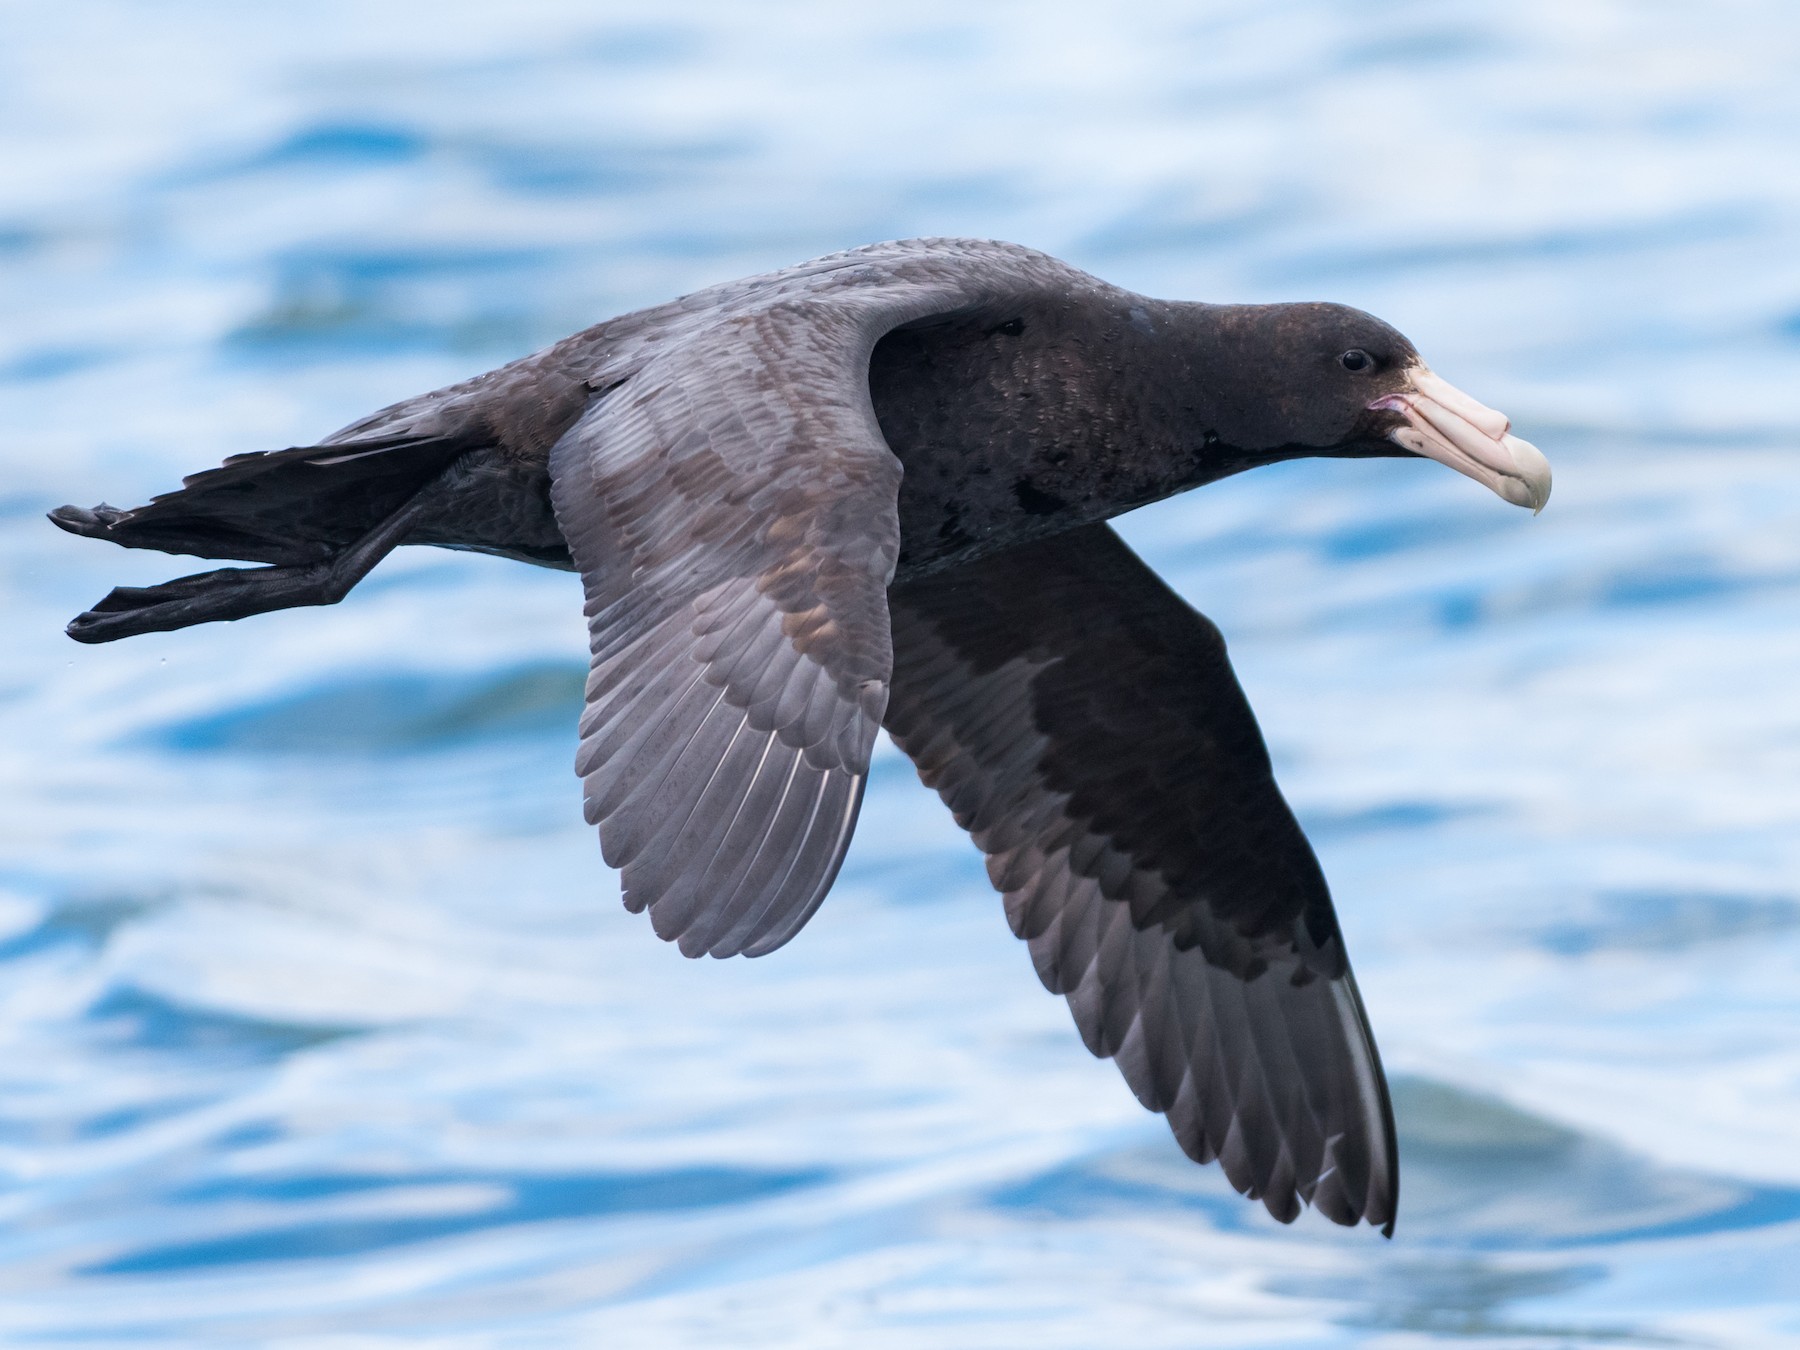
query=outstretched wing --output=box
[549,242,1079,958]
[885,523,1398,1232]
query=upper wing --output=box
[885,523,1398,1231]
[549,243,1080,958]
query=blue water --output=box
[5,2,1800,1344]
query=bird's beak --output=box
[1370,368,1551,513]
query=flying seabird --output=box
[51,238,1550,1235]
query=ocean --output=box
[4,1,1800,1343]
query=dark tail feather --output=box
[53,432,473,643]
[49,433,467,568]
[57,447,466,644]
[64,561,341,644]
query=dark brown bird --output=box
[50,238,1550,1235]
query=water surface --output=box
[4,2,1800,1344]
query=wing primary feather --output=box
[1238,967,1327,1219]
[1085,901,1144,1057]
[601,683,733,868]
[577,648,710,779]
[633,717,769,943]
[1045,878,1107,996]
[667,730,794,953]
[1133,932,1188,1111]
[1334,970,1399,1232]
[1172,945,1237,1167]
[742,772,865,957]
[624,698,759,901]
[692,743,812,954]
[580,621,699,738]
[715,766,835,957]
[1250,966,1328,1146]
[583,670,716,829]
[1209,978,1285,1199]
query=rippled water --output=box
[5,2,1800,1344]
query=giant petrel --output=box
[52,238,1551,1234]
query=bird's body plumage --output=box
[52,238,1551,1236]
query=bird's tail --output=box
[51,431,468,643]
[51,431,468,566]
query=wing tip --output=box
[48,503,126,540]
[604,760,868,961]
[1146,960,1400,1237]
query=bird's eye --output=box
[1339,349,1375,372]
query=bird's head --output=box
[1228,301,1551,513]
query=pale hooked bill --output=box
[1372,368,1552,513]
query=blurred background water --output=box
[4,1,1800,1344]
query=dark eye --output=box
[1339,348,1375,372]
